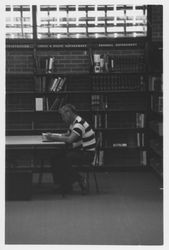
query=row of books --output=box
[35,76,67,92]
[35,96,65,111]
[93,113,145,129]
[35,56,56,73]
[148,76,163,92]
[91,94,145,111]
[91,95,108,110]
[136,113,145,128]
[150,96,163,113]
[90,52,145,73]
[92,75,145,91]
[104,132,145,147]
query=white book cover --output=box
[48,57,54,71]
[35,97,43,111]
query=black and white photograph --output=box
[1,0,168,248]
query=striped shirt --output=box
[69,115,96,151]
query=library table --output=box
[6,135,65,147]
[6,136,65,199]
[6,135,66,183]
[6,135,65,168]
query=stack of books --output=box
[48,77,67,92]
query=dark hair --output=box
[59,104,77,114]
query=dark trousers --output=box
[50,149,94,189]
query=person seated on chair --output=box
[45,104,96,194]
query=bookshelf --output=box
[148,41,163,178]
[6,38,149,169]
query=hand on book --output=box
[42,132,53,141]
[42,132,62,142]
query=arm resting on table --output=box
[45,131,79,144]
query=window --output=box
[6,5,33,39]
[5,4,147,39]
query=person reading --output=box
[44,104,96,194]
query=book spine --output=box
[48,57,54,73]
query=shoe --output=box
[78,176,88,195]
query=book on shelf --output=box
[92,74,145,91]
[50,96,65,111]
[92,53,110,73]
[35,97,43,111]
[49,77,67,92]
[35,97,50,111]
[45,97,49,111]
[158,96,163,112]
[36,56,55,73]
[151,95,163,113]
[50,97,60,110]
[149,76,162,91]
[136,113,145,128]
[137,132,141,147]
[91,52,145,73]
[137,132,145,147]
[56,77,67,92]
[48,57,55,73]
[91,95,107,110]
[49,78,59,92]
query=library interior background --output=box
[4,4,164,245]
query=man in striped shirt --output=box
[45,104,96,194]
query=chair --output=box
[80,136,100,194]
[37,137,101,195]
